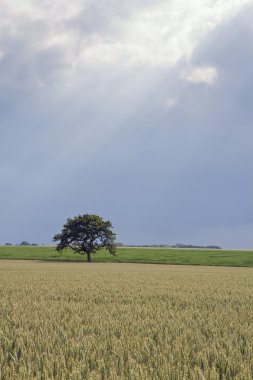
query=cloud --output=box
[164,97,177,110]
[183,66,218,85]
[0,1,253,247]
[67,0,253,69]
[0,0,251,88]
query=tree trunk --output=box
[87,252,92,263]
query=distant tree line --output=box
[116,243,221,249]
[5,241,38,246]
[170,243,221,249]
[4,241,221,249]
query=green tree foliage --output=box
[53,214,116,262]
[19,241,31,246]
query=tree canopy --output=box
[53,214,116,262]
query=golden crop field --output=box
[0,261,253,380]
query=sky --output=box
[1,0,253,248]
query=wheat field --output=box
[0,261,253,379]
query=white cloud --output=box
[0,0,251,78]
[164,97,177,110]
[73,0,253,69]
[184,66,218,85]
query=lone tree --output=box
[53,214,116,262]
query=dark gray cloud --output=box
[63,5,253,248]
[0,2,253,247]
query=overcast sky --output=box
[1,0,253,248]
